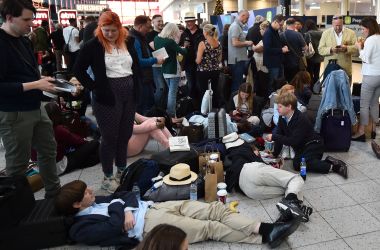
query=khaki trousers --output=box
[144,200,262,244]
[239,162,304,200]
[0,106,60,196]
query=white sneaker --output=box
[101,176,119,193]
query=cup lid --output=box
[217,190,227,196]
[217,182,227,189]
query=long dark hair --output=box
[360,17,380,37]
[136,224,187,250]
[304,19,318,32]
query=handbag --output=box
[304,33,315,59]
[179,123,204,143]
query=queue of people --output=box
[1,0,380,249]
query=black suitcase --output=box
[151,147,199,174]
[0,197,74,249]
[321,109,351,152]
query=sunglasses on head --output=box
[333,16,343,20]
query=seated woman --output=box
[127,113,172,157]
[290,71,313,106]
[32,102,100,175]
[230,83,262,126]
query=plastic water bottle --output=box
[190,182,197,201]
[132,183,141,202]
[300,157,307,181]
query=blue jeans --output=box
[268,67,284,94]
[152,67,166,107]
[164,77,180,117]
[230,60,247,93]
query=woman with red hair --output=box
[74,11,140,193]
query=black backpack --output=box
[115,159,160,197]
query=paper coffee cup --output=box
[217,189,227,204]
[217,182,227,191]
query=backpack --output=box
[115,159,160,196]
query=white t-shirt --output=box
[360,34,380,76]
[105,48,133,78]
[63,26,80,52]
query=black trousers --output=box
[307,60,321,87]
[292,141,331,174]
[196,70,220,108]
[284,66,299,83]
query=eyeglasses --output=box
[333,16,343,20]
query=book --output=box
[169,136,190,152]
[152,47,169,67]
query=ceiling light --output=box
[357,0,361,2]
[310,6,321,9]
[311,2,316,4]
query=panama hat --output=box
[184,12,197,22]
[163,163,198,185]
[223,132,245,149]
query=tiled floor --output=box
[2,136,380,250]
[2,63,380,249]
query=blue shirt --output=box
[76,199,150,241]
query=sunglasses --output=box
[333,16,343,20]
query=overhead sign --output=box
[76,4,108,12]
[58,10,77,27]
[33,9,49,27]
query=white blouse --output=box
[359,34,380,76]
[105,47,133,78]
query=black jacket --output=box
[0,29,42,111]
[69,191,139,247]
[263,25,285,69]
[272,109,320,157]
[74,37,140,106]
[224,142,264,193]
[179,27,204,70]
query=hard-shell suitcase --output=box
[321,109,351,152]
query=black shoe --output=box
[276,198,309,222]
[371,140,380,159]
[268,219,301,248]
[275,208,293,223]
[325,156,348,179]
[351,134,366,142]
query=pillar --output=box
[238,0,247,11]
[341,0,349,15]
[299,0,305,16]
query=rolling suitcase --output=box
[207,81,227,139]
[321,109,351,152]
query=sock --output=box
[259,223,274,243]
[285,193,298,201]
[104,173,113,178]
[117,166,126,173]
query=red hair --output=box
[95,11,127,53]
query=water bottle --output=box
[132,182,141,202]
[300,157,307,181]
[190,181,197,201]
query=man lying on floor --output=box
[55,180,301,249]
[223,133,312,222]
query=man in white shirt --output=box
[63,18,80,73]
[318,15,358,82]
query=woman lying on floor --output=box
[127,113,172,157]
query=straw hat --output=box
[163,163,198,186]
[223,132,244,149]
[184,12,197,22]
